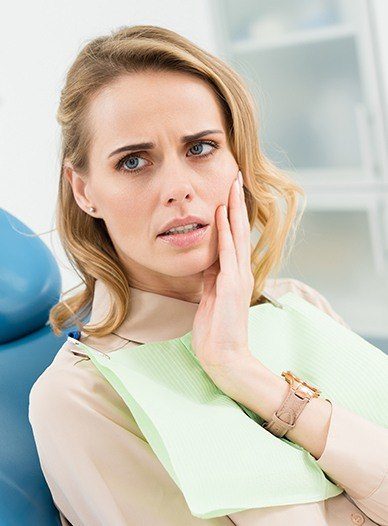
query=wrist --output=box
[213,356,286,407]
[222,358,290,422]
[218,358,333,460]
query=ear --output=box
[63,163,98,217]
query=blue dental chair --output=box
[0,208,89,526]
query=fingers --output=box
[228,170,251,273]
[217,169,251,279]
[217,203,237,276]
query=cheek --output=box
[207,168,235,201]
[97,186,149,236]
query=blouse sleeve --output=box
[28,361,232,526]
[291,279,388,525]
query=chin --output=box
[160,252,215,276]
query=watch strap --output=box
[262,386,310,438]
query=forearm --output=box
[229,358,332,460]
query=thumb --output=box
[202,258,220,297]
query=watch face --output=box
[282,371,320,398]
[298,385,314,397]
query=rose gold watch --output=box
[262,370,322,438]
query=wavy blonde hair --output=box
[49,24,306,338]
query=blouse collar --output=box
[82,279,201,348]
[81,277,278,352]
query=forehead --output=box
[88,71,226,148]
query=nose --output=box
[166,190,193,205]
[161,171,196,206]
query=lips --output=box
[159,224,205,236]
[157,224,210,248]
[157,215,209,236]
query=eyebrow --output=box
[107,129,224,159]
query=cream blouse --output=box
[28,277,388,526]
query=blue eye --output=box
[115,139,219,175]
[187,141,216,157]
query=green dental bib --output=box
[68,292,388,519]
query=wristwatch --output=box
[262,370,322,438]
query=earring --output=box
[89,206,96,213]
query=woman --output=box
[28,25,388,526]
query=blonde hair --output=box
[49,24,306,337]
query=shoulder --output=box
[264,276,326,303]
[263,277,350,329]
[28,340,144,440]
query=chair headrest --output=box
[0,208,61,344]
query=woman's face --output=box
[67,70,239,302]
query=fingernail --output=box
[238,170,243,187]
[234,175,242,196]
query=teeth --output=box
[164,223,202,235]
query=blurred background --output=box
[1,0,387,348]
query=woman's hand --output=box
[191,169,258,394]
